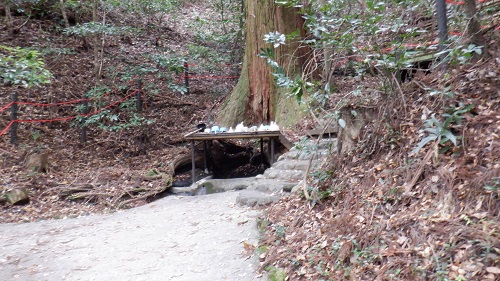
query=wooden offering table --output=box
[184,131,281,182]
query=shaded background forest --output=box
[1,0,246,219]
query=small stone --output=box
[5,188,30,205]
[486,267,500,274]
[374,164,385,171]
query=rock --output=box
[282,184,296,192]
[171,177,254,195]
[5,188,30,205]
[247,178,296,193]
[24,151,49,173]
[236,190,280,207]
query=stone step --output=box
[236,190,281,207]
[279,148,330,161]
[289,138,337,152]
[271,159,319,171]
[171,177,254,195]
[246,178,297,194]
[261,167,304,182]
[279,138,337,161]
[172,176,297,196]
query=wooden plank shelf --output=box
[185,131,281,141]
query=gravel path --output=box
[0,191,263,281]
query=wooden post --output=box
[436,0,448,64]
[184,61,190,95]
[10,93,18,145]
[81,99,89,143]
[136,79,142,112]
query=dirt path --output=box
[0,191,263,281]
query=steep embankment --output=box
[258,41,500,281]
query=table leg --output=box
[270,138,275,164]
[203,140,208,173]
[260,138,264,164]
[191,141,196,183]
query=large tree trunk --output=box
[218,0,309,128]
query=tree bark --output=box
[463,0,486,48]
[218,0,309,128]
[436,0,448,60]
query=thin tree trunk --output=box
[92,0,100,80]
[98,12,107,79]
[59,0,70,28]
[463,0,486,48]
[4,2,13,35]
[220,0,227,34]
[436,0,448,67]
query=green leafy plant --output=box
[0,45,52,88]
[150,55,184,74]
[258,47,278,67]
[257,218,271,233]
[264,31,286,48]
[187,44,214,61]
[265,266,287,281]
[441,103,474,125]
[34,47,77,56]
[74,85,155,132]
[273,224,287,240]
[412,103,473,155]
[168,83,187,95]
[484,177,500,192]
[444,44,483,65]
[146,169,160,177]
[31,130,41,142]
[411,114,457,155]
[259,42,306,101]
[427,86,455,98]
[118,0,180,27]
[64,22,134,37]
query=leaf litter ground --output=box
[258,54,499,280]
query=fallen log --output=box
[58,184,95,198]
